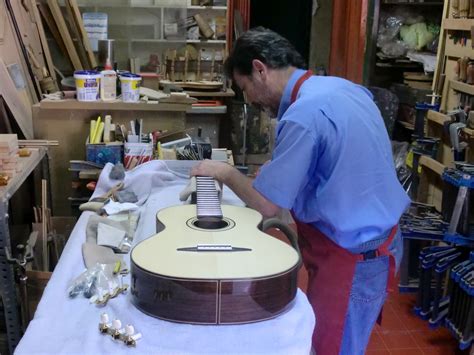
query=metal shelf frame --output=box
[0,148,48,354]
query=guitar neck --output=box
[196,176,223,220]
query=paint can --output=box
[120,73,141,102]
[74,70,101,101]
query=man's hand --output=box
[190,160,233,183]
[191,159,280,218]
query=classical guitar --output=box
[130,176,301,324]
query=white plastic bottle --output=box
[100,62,117,101]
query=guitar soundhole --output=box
[186,217,235,231]
[193,218,229,230]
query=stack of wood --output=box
[0,134,19,181]
[403,72,434,90]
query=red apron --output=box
[294,218,397,354]
[288,71,397,354]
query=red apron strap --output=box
[290,70,313,104]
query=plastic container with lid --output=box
[120,73,141,103]
[100,68,117,101]
[74,70,101,102]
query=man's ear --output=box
[252,59,266,77]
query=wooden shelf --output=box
[427,110,451,125]
[188,105,227,114]
[398,121,415,130]
[76,2,226,10]
[37,99,190,112]
[427,109,474,138]
[382,1,443,5]
[185,88,235,97]
[0,148,46,198]
[125,39,226,44]
[450,79,474,96]
[464,127,474,137]
[113,38,226,43]
[443,18,474,31]
[445,38,473,58]
[419,155,445,176]
[188,6,227,10]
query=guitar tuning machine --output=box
[111,319,122,340]
[99,313,110,334]
[123,324,138,347]
[98,314,142,347]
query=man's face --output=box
[233,70,277,117]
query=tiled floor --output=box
[366,290,470,355]
[268,227,471,355]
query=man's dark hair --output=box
[224,27,306,78]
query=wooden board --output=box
[6,0,44,97]
[432,0,451,104]
[443,18,474,31]
[66,0,96,68]
[46,0,82,70]
[0,59,33,138]
[62,0,89,69]
[418,158,444,211]
[160,79,223,90]
[37,2,69,65]
[29,0,57,86]
[0,3,6,45]
[435,0,474,112]
[1,0,39,105]
[39,99,191,112]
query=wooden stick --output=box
[63,0,90,69]
[41,179,48,271]
[29,0,57,85]
[19,140,59,146]
[171,50,176,82]
[184,49,188,82]
[210,49,215,80]
[164,50,169,80]
[197,54,201,81]
[0,1,5,45]
[46,0,83,70]
[0,96,13,134]
[38,3,70,67]
[67,0,97,68]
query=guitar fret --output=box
[196,176,223,220]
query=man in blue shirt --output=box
[191,27,410,355]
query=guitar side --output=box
[130,205,300,324]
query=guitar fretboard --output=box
[196,176,223,220]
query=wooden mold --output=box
[163,49,224,89]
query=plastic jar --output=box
[74,70,101,102]
[120,73,141,103]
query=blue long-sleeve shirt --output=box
[253,69,410,249]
